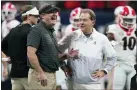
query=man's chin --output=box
[49,23,56,27]
[80,27,85,31]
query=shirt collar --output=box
[80,28,97,39]
[19,23,32,27]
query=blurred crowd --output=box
[1,1,137,33]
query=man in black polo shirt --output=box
[2,5,39,90]
[27,3,61,90]
[27,3,79,90]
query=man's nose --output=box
[80,20,84,24]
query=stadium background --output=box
[1,1,137,90]
[2,1,137,33]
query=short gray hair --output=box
[80,9,96,20]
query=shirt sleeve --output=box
[102,36,117,73]
[27,27,41,49]
[58,31,74,53]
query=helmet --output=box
[2,2,17,21]
[114,6,123,16]
[69,7,82,29]
[119,6,136,29]
[114,6,123,24]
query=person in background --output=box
[2,2,20,39]
[107,6,136,90]
[64,7,82,35]
[104,6,123,35]
[1,2,20,90]
[113,6,124,24]
[104,6,124,90]
[58,9,116,90]
[1,3,20,86]
[54,12,63,41]
[2,5,39,90]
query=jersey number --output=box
[122,37,136,50]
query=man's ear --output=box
[40,14,45,19]
[27,15,31,20]
[92,20,96,25]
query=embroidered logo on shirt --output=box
[93,41,96,45]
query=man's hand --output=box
[3,69,8,80]
[58,48,79,61]
[91,70,106,78]
[37,72,47,87]
[67,48,79,58]
[62,67,72,77]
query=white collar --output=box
[78,28,98,39]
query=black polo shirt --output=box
[2,24,31,78]
[27,21,60,72]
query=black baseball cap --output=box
[39,3,60,14]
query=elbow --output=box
[27,46,37,61]
[27,50,35,62]
[27,51,32,61]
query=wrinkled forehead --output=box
[80,13,90,19]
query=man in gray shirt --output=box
[27,3,61,90]
[27,3,78,90]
